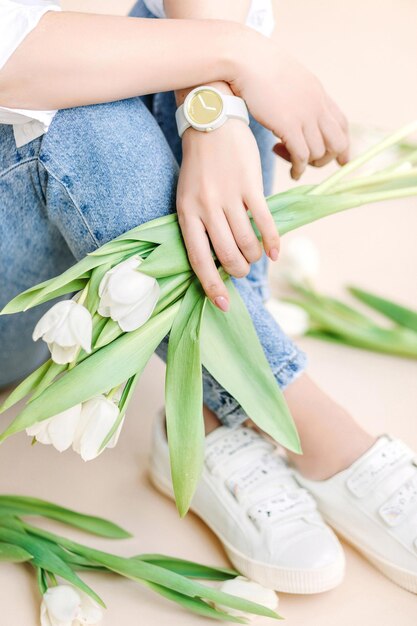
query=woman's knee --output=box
[39,98,179,259]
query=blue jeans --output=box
[0,5,306,425]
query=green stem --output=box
[76,283,89,307]
[36,567,48,595]
[311,120,417,195]
[333,168,417,194]
[353,185,417,204]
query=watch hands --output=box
[198,94,217,111]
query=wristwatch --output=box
[175,85,249,137]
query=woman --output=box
[0,0,416,595]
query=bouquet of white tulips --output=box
[0,495,279,623]
[1,122,417,517]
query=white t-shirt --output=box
[0,0,274,147]
[0,0,61,147]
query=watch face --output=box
[187,88,223,126]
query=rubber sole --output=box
[323,515,417,594]
[149,466,346,595]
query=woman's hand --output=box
[177,118,279,311]
[229,30,350,180]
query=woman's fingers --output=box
[303,123,326,163]
[204,210,250,278]
[319,112,350,166]
[273,104,350,172]
[179,213,230,311]
[224,204,263,264]
[280,126,310,180]
[244,193,280,260]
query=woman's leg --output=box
[0,126,75,387]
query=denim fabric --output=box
[0,4,307,423]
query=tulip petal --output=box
[107,416,125,449]
[32,300,73,342]
[97,271,110,298]
[43,585,80,623]
[47,405,82,452]
[26,417,53,445]
[74,397,120,461]
[40,602,54,626]
[26,417,53,437]
[107,269,155,305]
[48,343,79,365]
[98,257,140,299]
[68,304,93,353]
[118,282,160,332]
[78,590,103,625]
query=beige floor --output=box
[1,1,417,624]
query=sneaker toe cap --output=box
[271,523,344,570]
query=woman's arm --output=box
[0,12,240,110]
[163,0,279,310]
[165,0,250,106]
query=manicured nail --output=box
[269,248,279,261]
[214,296,229,312]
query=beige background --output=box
[1,1,416,625]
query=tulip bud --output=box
[72,395,123,462]
[214,576,278,622]
[33,300,92,364]
[26,404,82,452]
[278,236,320,285]
[98,256,160,332]
[265,298,309,337]
[40,584,103,626]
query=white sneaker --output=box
[150,413,345,594]
[294,435,417,593]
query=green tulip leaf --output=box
[200,279,301,454]
[142,581,248,623]
[0,359,51,414]
[137,554,236,580]
[349,286,417,332]
[165,279,206,516]
[0,524,104,607]
[0,542,33,563]
[140,236,191,277]
[0,496,131,538]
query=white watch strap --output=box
[176,94,249,137]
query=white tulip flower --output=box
[265,298,310,337]
[41,584,103,626]
[33,300,92,364]
[98,256,160,332]
[214,576,278,622]
[72,395,123,462]
[26,404,82,452]
[279,236,320,285]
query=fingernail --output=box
[214,296,229,312]
[269,247,279,261]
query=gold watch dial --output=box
[187,89,223,125]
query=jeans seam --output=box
[273,348,302,377]
[0,157,38,180]
[38,159,100,251]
